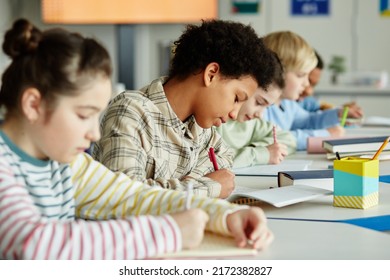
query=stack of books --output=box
[322,135,390,159]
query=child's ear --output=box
[203,62,220,86]
[21,88,43,123]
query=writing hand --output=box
[226,207,274,250]
[205,169,235,198]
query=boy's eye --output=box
[235,96,239,103]
[78,114,89,120]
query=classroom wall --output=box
[133,0,390,89]
[0,0,118,87]
[0,0,389,91]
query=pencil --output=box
[273,125,278,143]
[185,182,193,210]
[372,136,390,160]
[340,106,349,127]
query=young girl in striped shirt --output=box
[0,19,273,259]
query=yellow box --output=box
[333,157,379,209]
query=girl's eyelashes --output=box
[256,97,266,106]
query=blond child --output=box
[0,19,273,259]
[261,31,349,150]
[299,50,364,119]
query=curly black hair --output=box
[168,19,278,90]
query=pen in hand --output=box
[340,106,349,127]
[208,147,219,171]
[272,125,277,144]
[185,182,193,210]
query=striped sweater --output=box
[0,131,243,259]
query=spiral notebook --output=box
[151,232,258,259]
[228,185,333,208]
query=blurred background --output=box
[0,0,389,116]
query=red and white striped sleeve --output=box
[0,162,181,259]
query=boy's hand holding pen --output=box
[207,147,235,198]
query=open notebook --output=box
[229,185,333,208]
[150,232,258,259]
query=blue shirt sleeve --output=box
[298,97,321,112]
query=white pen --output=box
[185,182,193,210]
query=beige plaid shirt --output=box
[93,77,234,197]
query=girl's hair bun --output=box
[2,18,42,59]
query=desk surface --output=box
[232,126,390,259]
[254,219,390,260]
[235,152,390,220]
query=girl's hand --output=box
[267,143,288,164]
[327,125,345,137]
[171,209,209,249]
[226,207,274,250]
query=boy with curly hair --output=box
[93,19,279,198]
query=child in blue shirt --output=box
[261,31,349,150]
[298,50,364,119]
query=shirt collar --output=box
[142,77,198,139]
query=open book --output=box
[151,232,258,259]
[233,160,312,176]
[228,185,332,208]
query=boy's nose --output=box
[87,123,101,142]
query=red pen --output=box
[208,147,219,171]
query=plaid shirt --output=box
[93,77,234,197]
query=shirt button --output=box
[190,147,193,151]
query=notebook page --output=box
[151,232,257,259]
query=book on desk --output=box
[278,169,333,190]
[323,135,390,154]
[307,136,361,154]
